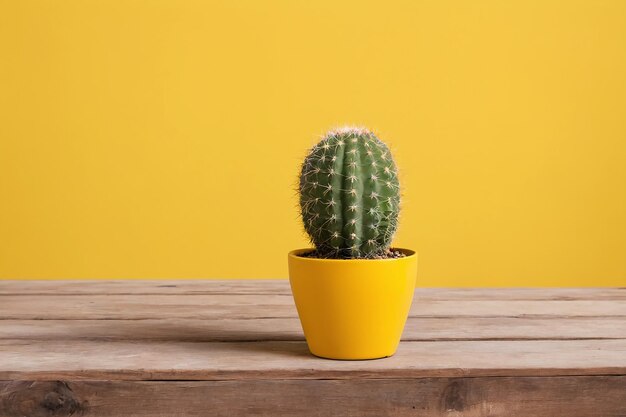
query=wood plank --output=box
[0,339,624,380]
[1,317,625,342]
[1,377,625,417]
[2,282,624,416]
[1,294,624,319]
[2,280,625,300]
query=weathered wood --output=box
[1,317,624,342]
[1,295,624,319]
[1,377,625,417]
[1,339,625,381]
[2,280,625,299]
[1,282,624,416]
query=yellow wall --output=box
[1,1,625,285]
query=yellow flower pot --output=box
[288,248,418,360]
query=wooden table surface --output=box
[0,281,625,417]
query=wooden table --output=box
[0,281,625,416]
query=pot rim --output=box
[288,248,416,263]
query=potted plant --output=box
[288,127,418,360]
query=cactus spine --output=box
[299,127,400,258]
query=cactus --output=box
[299,127,400,258]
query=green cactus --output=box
[299,127,400,258]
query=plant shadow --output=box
[62,317,314,359]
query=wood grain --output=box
[2,280,625,299]
[1,281,624,416]
[1,339,625,380]
[1,377,625,417]
[1,317,624,342]
[1,295,624,319]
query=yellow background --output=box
[1,1,625,285]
